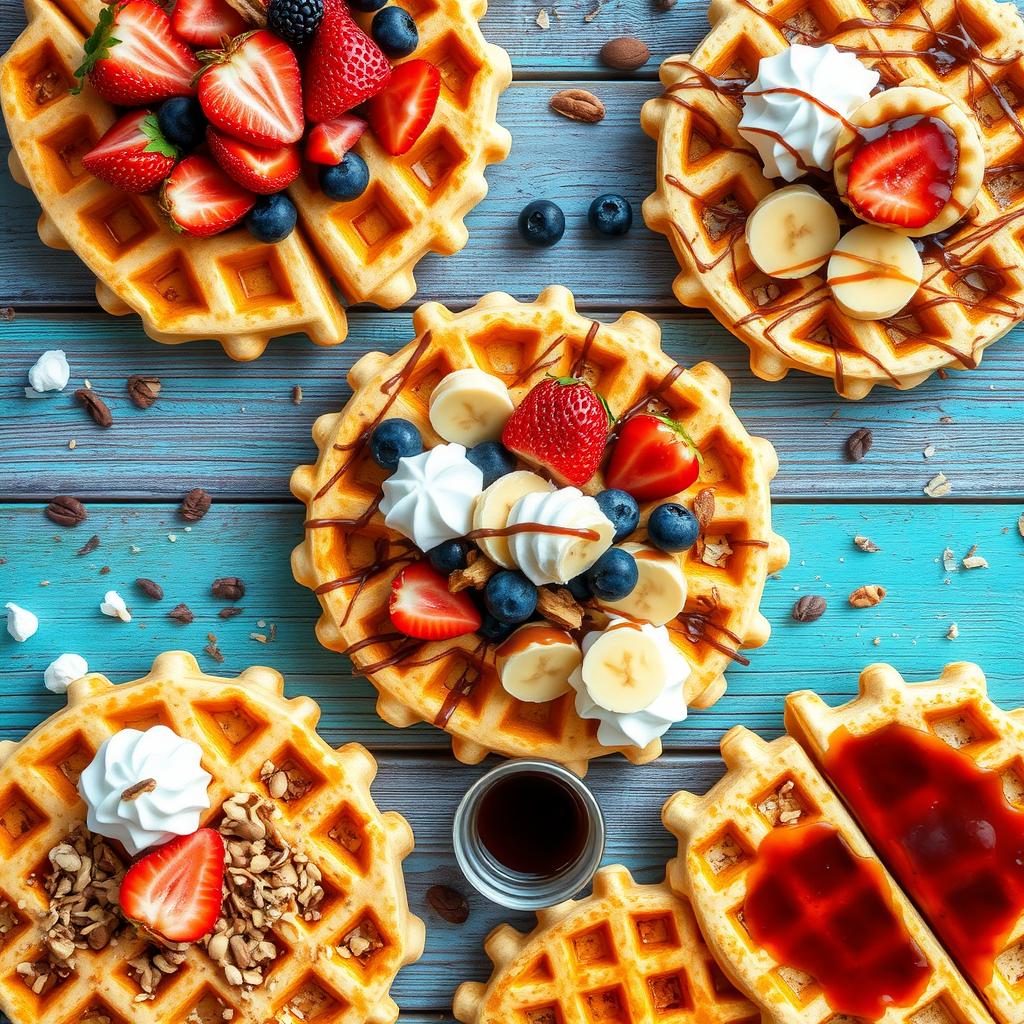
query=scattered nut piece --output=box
[205,632,224,663]
[168,603,194,624]
[537,586,584,630]
[212,576,246,600]
[854,535,880,553]
[923,443,936,459]
[126,375,161,409]
[135,578,164,601]
[600,35,650,70]
[75,388,113,427]
[449,554,499,593]
[849,584,886,608]
[292,385,303,404]
[45,496,86,527]
[1018,513,1024,539]
[180,488,212,523]
[962,552,989,569]
[924,472,951,497]
[583,0,603,20]
[77,534,100,556]
[942,547,958,572]
[655,0,678,8]
[845,427,872,462]
[535,7,550,28]
[426,884,470,924]
[700,535,733,568]
[792,595,826,622]
[946,622,959,640]
[693,488,715,531]
[550,88,606,123]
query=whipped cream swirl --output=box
[27,349,70,394]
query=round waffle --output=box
[0,0,511,360]
[291,286,789,774]
[0,650,425,1024]
[641,0,1024,397]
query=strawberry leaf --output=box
[140,114,179,159]
[653,414,704,464]
[73,3,124,92]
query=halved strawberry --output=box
[366,59,440,156]
[207,128,300,193]
[605,414,701,503]
[389,561,481,641]
[846,118,958,230]
[172,0,247,47]
[161,154,256,236]
[119,828,225,943]
[83,110,178,193]
[197,30,304,147]
[76,0,199,105]
[305,113,367,165]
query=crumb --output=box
[946,623,959,640]
[923,444,936,459]
[535,7,550,27]
[924,472,951,497]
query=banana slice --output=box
[496,624,581,703]
[471,470,554,568]
[581,622,667,714]
[428,369,515,446]
[827,225,923,320]
[745,185,840,280]
[599,543,687,626]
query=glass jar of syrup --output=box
[453,759,605,909]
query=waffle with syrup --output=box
[291,286,789,774]
[0,0,511,360]
[662,726,992,1024]
[641,0,1024,398]
[452,864,759,1024]
[0,650,425,1024]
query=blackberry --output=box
[267,0,324,48]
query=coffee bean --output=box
[426,884,470,924]
[180,488,212,523]
[792,595,827,622]
[45,496,87,527]
[845,427,873,462]
[136,578,164,601]
[75,388,113,427]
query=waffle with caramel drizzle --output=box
[641,0,1024,398]
[452,864,759,1024]
[0,650,424,1024]
[662,726,993,1023]
[291,286,788,774]
[0,0,511,360]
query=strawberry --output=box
[389,561,481,641]
[846,119,958,230]
[83,110,178,193]
[172,0,248,47]
[118,828,225,943]
[197,30,304,147]
[605,414,701,503]
[161,154,256,236]
[501,376,609,488]
[303,0,391,123]
[75,0,200,105]
[366,59,439,156]
[306,113,367,165]
[207,128,300,193]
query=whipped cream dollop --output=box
[739,44,879,181]
[26,349,70,395]
[506,487,614,585]
[44,653,88,694]
[79,725,212,855]
[5,602,38,642]
[381,443,484,552]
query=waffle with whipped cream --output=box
[0,650,424,1024]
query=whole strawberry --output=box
[502,376,610,488]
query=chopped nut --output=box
[923,443,936,458]
[292,386,303,405]
[1018,513,1024,539]
[126,375,161,409]
[180,488,212,523]
[946,622,959,640]
[849,584,886,608]
[792,595,826,622]
[963,553,989,569]
[845,427,872,462]
[121,778,157,801]
[700,535,733,568]
[924,472,952,497]
[537,586,584,630]
[854,535,880,553]
[550,88,605,123]
[535,7,550,28]
[693,488,715,531]
[449,553,499,592]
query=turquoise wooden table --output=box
[1,0,1023,1015]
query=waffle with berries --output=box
[291,286,788,774]
[641,0,1024,397]
[0,650,424,1024]
[452,864,759,1024]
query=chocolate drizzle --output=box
[570,321,601,379]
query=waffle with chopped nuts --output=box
[0,650,424,1024]
[291,286,789,774]
[0,0,511,360]
[452,863,759,1024]
[640,0,1024,397]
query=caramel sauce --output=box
[465,522,600,542]
[496,625,573,659]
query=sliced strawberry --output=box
[172,0,247,47]
[83,110,178,193]
[207,128,300,193]
[197,30,304,147]
[846,118,958,230]
[119,829,225,943]
[389,561,481,641]
[305,114,367,165]
[76,0,199,106]
[605,414,701,503]
[366,59,440,156]
[161,154,256,236]
[304,0,391,123]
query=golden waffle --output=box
[452,864,759,1024]
[640,0,1024,397]
[290,286,789,773]
[0,0,511,360]
[786,662,1024,1024]
[0,650,425,1024]
[662,726,992,1023]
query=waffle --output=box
[452,864,759,1024]
[0,650,425,1024]
[290,286,789,774]
[0,0,511,360]
[640,0,1024,398]
[662,726,992,1023]
[786,662,1024,1024]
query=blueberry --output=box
[371,5,418,57]
[157,97,205,151]
[518,200,565,248]
[320,152,370,201]
[267,0,323,47]
[245,193,297,243]
[466,441,517,488]
[588,193,633,237]
[349,0,386,9]
[428,540,469,575]
[370,418,423,470]
[484,571,538,624]
[586,548,639,601]
[476,609,517,643]
[595,489,640,543]
[647,503,699,552]
[566,573,592,603]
